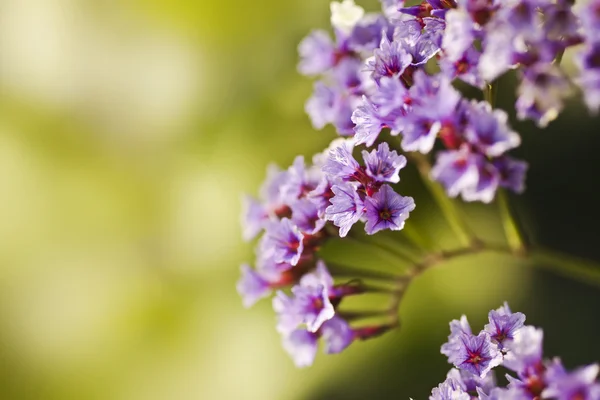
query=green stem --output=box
[528,248,600,288]
[345,232,414,266]
[497,190,527,255]
[553,48,565,66]
[409,153,476,247]
[484,82,497,106]
[326,262,401,281]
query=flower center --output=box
[379,208,392,220]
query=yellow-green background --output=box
[0,0,599,399]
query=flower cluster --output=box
[430,303,600,400]
[299,0,600,203]
[238,142,414,366]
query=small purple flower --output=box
[578,0,600,39]
[484,303,526,349]
[261,218,304,266]
[241,195,268,241]
[401,113,443,154]
[370,75,410,117]
[442,9,475,62]
[430,378,471,400]
[322,140,361,181]
[543,364,600,400]
[464,101,521,158]
[479,23,516,82]
[306,81,337,130]
[348,14,392,53]
[282,156,323,201]
[325,182,365,237]
[291,198,326,234]
[321,316,355,354]
[273,260,336,334]
[575,42,600,113]
[461,156,500,204]
[452,332,503,378]
[282,329,319,368]
[364,184,415,234]
[431,147,479,199]
[442,315,473,362]
[352,97,387,147]
[503,326,544,373]
[236,264,272,308]
[516,64,572,127]
[298,30,335,76]
[494,156,528,194]
[366,34,413,82]
[362,142,407,184]
[260,163,290,207]
[447,368,497,396]
[440,47,484,89]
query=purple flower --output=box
[430,378,471,400]
[261,218,304,266]
[241,195,268,241]
[452,332,503,378]
[348,14,392,53]
[364,184,415,234]
[306,81,337,130]
[460,156,500,204]
[325,182,365,237]
[352,97,387,147]
[321,316,355,354]
[366,34,413,82]
[575,42,600,113]
[484,302,526,349]
[282,329,319,368]
[516,64,572,127]
[362,142,407,183]
[401,113,443,154]
[259,163,290,209]
[291,198,326,234]
[431,147,480,199]
[442,315,473,362]
[236,264,273,308]
[494,156,528,194]
[282,156,323,202]
[578,0,600,39]
[479,23,516,82]
[401,71,462,153]
[322,139,361,181]
[543,364,600,400]
[273,260,336,334]
[371,74,410,117]
[440,47,484,89]
[464,101,521,158]
[442,9,475,62]
[447,368,497,396]
[298,30,335,76]
[503,326,544,374]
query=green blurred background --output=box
[0,0,599,399]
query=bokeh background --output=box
[0,0,599,399]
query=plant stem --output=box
[408,152,476,247]
[528,248,600,288]
[496,190,527,255]
[346,231,416,265]
[484,82,497,106]
[326,262,402,281]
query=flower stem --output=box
[496,190,527,255]
[409,152,477,247]
[528,248,600,288]
[345,231,415,266]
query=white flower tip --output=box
[330,0,365,34]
